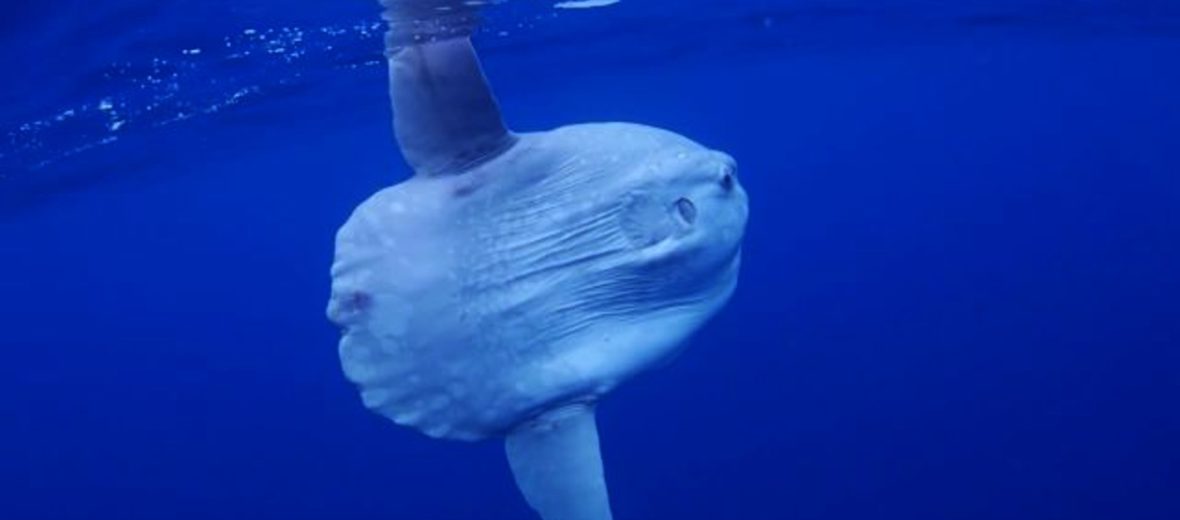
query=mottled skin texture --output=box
[328,122,748,441]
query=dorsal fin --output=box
[387,38,517,177]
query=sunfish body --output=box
[327,36,748,520]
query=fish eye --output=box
[675,198,697,225]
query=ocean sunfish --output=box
[327,28,748,520]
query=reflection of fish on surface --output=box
[329,3,749,520]
[554,0,623,9]
[379,0,485,47]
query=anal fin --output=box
[505,405,614,520]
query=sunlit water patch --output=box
[0,2,569,180]
[2,0,1178,208]
[1,21,387,175]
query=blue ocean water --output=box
[2,1,1178,519]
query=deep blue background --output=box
[2,2,1178,519]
